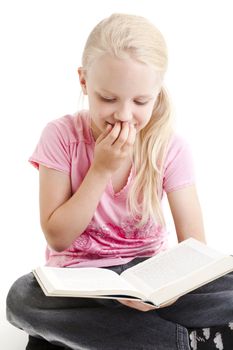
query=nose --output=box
[113,104,133,123]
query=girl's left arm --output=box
[167,184,206,243]
[118,184,206,312]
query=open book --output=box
[33,238,233,308]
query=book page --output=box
[121,238,225,293]
[150,256,233,306]
[34,266,144,298]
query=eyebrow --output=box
[99,89,154,99]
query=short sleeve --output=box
[163,134,195,193]
[28,121,70,174]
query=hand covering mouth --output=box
[106,122,136,127]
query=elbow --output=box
[41,224,71,252]
[45,233,70,252]
[47,236,71,252]
[48,241,69,253]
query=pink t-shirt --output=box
[29,110,195,268]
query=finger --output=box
[117,299,155,312]
[112,122,130,147]
[96,124,112,144]
[158,297,179,308]
[117,299,141,310]
[104,122,122,145]
[135,301,157,311]
[121,123,137,152]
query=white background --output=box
[1,0,233,348]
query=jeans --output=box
[6,258,233,350]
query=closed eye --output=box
[100,97,116,103]
[134,101,148,105]
[100,97,148,106]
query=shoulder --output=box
[164,133,193,167]
[43,109,93,146]
[28,110,93,174]
[162,132,195,193]
[167,132,191,154]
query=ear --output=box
[77,67,88,95]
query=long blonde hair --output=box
[80,13,174,228]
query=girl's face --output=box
[78,53,163,140]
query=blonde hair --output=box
[81,13,174,228]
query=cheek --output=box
[100,104,115,114]
[140,103,156,124]
[89,101,112,123]
[136,110,152,127]
[93,100,114,115]
[98,108,116,125]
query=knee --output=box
[6,273,35,325]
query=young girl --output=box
[6,13,233,350]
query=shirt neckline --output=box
[109,165,134,197]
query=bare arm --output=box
[40,121,136,252]
[40,164,111,252]
[118,184,206,312]
[167,184,206,243]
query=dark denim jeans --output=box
[6,258,233,350]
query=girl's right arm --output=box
[39,121,136,252]
[39,164,112,252]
